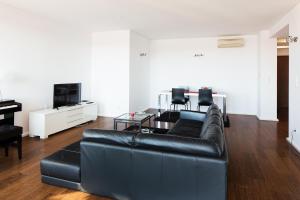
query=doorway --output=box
[277,37,289,127]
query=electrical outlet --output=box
[0,115,4,120]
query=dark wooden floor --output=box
[1,111,300,200]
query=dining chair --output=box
[198,89,213,112]
[170,88,190,111]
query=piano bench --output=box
[0,125,23,160]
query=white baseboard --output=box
[22,131,29,137]
[287,137,300,153]
[256,115,279,122]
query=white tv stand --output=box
[29,102,98,139]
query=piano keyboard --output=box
[0,100,22,125]
[0,105,18,110]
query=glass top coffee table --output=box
[113,113,156,133]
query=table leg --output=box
[165,94,169,111]
[113,120,115,130]
[158,94,163,114]
[139,123,142,133]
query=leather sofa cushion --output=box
[180,110,206,122]
[40,150,80,182]
[168,119,203,138]
[63,141,80,153]
[201,125,224,156]
[134,133,222,157]
[208,108,222,118]
[201,115,223,136]
[206,105,224,131]
[82,129,136,147]
[0,125,22,141]
[207,104,220,113]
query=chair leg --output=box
[17,137,22,160]
[5,146,9,157]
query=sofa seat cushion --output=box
[168,119,203,138]
[0,125,22,141]
[41,150,80,183]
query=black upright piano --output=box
[0,100,22,125]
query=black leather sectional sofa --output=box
[41,104,228,200]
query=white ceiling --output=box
[0,0,299,39]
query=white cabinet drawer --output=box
[67,113,84,122]
[45,112,67,135]
[66,108,84,117]
[66,117,84,128]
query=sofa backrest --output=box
[207,103,220,114]
[199,104,225,156]
[82,104,225,158]
[134,133,223,157]
[201,115,221,134]
[201,124,224,156]
[82,126,225,159]
[207,105,224,130]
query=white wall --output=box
[129,32,150,112]
[91,30,150,117]
[257,31,278,121]
[149,36,259,115]
[91,31,130,117]
[0,3,92,135]
[271,2,300,152]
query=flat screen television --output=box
[53,83,81,108]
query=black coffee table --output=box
[113,113,156,132]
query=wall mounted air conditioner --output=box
[218,38,245,48]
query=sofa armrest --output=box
[180,110,206,122]
[82,129,136,147]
